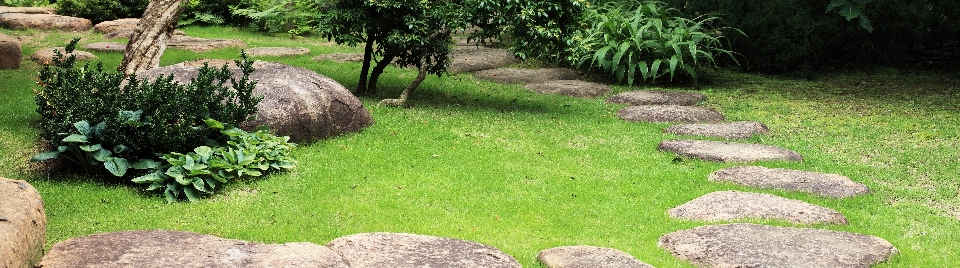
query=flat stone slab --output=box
[327,232,521,268]
[0,6,56,14]
[618,105,725,123]
[31,47,97,64]
[93,18,139,34]
[1,178,46,268]
[312,52,364,62]
[709,166,870,198]
[524,80,611,98]
[664,121,769,139]
[448,45,518,73]
[168,35,246,52]
[0,13,91,31]
[245,47,310,57]
[103,28,185,39]
[607,90,707,106]
[659,223,898,268]
[668,190,848,225]
[82,42,126,52]
[474,68,581,84]
[658,140,802,163]
[538,246,654,268]
[37,230,349,267]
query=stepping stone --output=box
[103,28,186,39]
[30,47,97,64]
[448,45,518,73]
[82,42,126,52]
[538,246,654,268]
[312,52,364,62]
[1,178,46,268]
[474,67,581,84]
[0,32,20,69]
[668,190,848,225]
[524,80,611,98]
[245,47,310,57]
[664,121,769,139]
[327,232,521,268]
[37,230,349,267]
[167,35,246,52]
[617,105,725,123]
[709,166,870,198]
[658,140,802,163]
[607,90,707,106]
[0,13,91,31]
[93,18,139,34]
[658,223,899,268]
[0,6,55,15]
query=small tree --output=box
[318,0,468,105]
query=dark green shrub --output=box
[56,0,150,23]
[663,0,960,73]
[35,38,261,161]
[231,0,324,35]
[467,0,590,64]
[572,1,741,85]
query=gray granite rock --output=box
[538,246,654,268]
[37,230,349,268]
[0,178,46,268]
[327,232,521,268]
[137,60,374,143]
[618,105,725,123]
[0,32,20,69]
[312,53,365,63]
[82,42,126,52]
[658,140,803,163]
[245,47,310,57]
[0,13,91,31]
[31,47,97,64]
[524,80,611,98]
[93,18,140,34]
[709,166,870,198]
[448,45,518,73]
[168,35,246,52]
[664,121,769,139]
[659,223,898,268]
[668,190,848,224]
[606,90,707,106]
[474,68,581,84]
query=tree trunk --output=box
[367,52,395,95]
[118,0,186,76]
[379,61,428,107]
[356,34,375,95]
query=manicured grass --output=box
[1,26,958,267]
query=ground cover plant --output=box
[1,26,959,267]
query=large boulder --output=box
[0,6,56,15]
[30,47,97,65]
[0,13,91,31]
[0,178,46,268]
[537,246,654,268]
[137,60,374,143]
[37,230,350,267]
[327,232,521,268]
[709,166,870,198]
[92,18,140,34]
[659,223,899,268]
[0,32,20,69]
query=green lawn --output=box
[1,26,958,267]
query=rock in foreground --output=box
[37,230,349,268]
[0,32,20,69]
[538,246,654,268]
[0,178,46,268]
[709,166,869,198]
[30,47,97,64]
[137,60,374,143]
[659,223,898,268]
[327,232,521,268]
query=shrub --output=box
[571,0,741,85]
[1,0,51,7]
[230,0,324,35]
[35,38,261,163]
[55,0,150,23]
[467,0,590,64]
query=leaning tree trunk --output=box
[118,0,186,76]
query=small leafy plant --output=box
[571,0,743,85]
[133,119,296,203]
[31,119,160,177]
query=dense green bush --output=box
[56,0,150,23]
[571,1,740,85]
[231,0,324,35]
[1,0,50,7]
[664,0,960,72]
[467,0,589,64]
[35,38,261,161]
